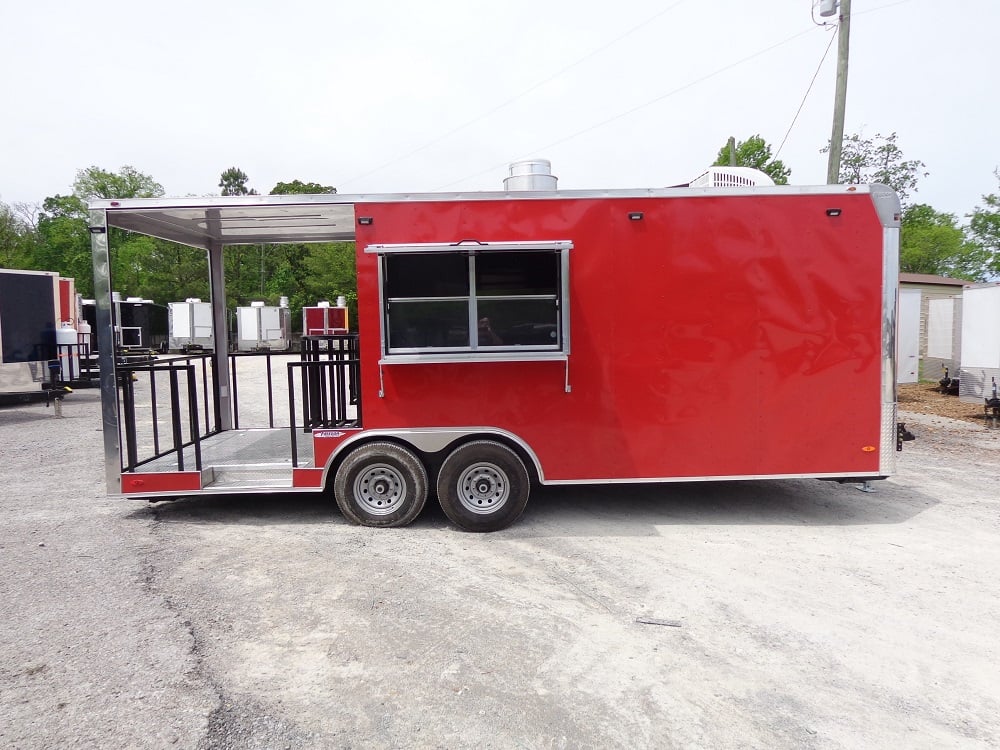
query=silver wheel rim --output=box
[456,462,509,515]
[354,463,406,516]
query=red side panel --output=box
[292,468,324,488]
[121,472,201,494]
[58,278,75,325]
[353,194,885,481]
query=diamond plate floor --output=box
[140,428,313,475]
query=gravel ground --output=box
[1,382,999,749]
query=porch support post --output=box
[207,238,233,430]
[89,208,122,494]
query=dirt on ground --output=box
[897,382,1000,425]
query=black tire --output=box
[333,442,428,527]
[436,440,530,532]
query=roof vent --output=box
[503,159,558,192]
[688,167,775,188]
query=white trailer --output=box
[168,298,214,352]
[236,301,291,352]
[925,294,962,385]
[897,287,921,384]
[959,284,1000,402]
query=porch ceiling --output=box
[98,197,358,248]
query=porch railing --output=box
[116,336,361,473]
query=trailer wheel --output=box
[333,442,428,527]
[437,441,530,532]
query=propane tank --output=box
[77,318,92,353]
[56,322,79,382]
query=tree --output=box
[36,166,172,297]
[900,204,989,281]
[968,169,1000,276]
[270,180,336,195]
[35,195,93,292]
[0,201,38,268]
[72,165,164,201]
[713,135,790,184]
[823,132,927,205]
[219,167,257,196]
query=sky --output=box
[1,0,997,220]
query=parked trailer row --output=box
[0,269,79,404]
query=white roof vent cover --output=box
[689,167,775,187]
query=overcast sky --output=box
[1,0,996,219]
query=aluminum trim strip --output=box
[379,353,568,365]
[880,222,901,476]
[90,184,885,212]
[540,472,887,486]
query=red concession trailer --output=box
[88,179,902,531]
[303,300,349,336]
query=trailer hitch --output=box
[985,377,1000,428]
[938,366,959,395]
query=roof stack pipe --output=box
[503,159,557,191]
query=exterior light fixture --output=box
[358,216,374,225]
[826,208,842,217]
[627,212,644,221]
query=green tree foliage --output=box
[270,180,336,195]
[35,195,93,293]
[969,169,1000,277]
[72,165,164,201]
[0,201,38,268]
[218,167,257,196]
[713,135,790,184]
[824,132,927,205]
[300,242,357,325]
[900,204,989,281]
[31,167,193,298]
[34,167,167,296]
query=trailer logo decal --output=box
[314,430,345,439]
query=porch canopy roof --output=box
[92,194,362,248]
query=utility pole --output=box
[727,136,738,166]
[825,0,852,184]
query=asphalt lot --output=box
[1,387,998,749]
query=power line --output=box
[775,28,837,160]
[855,0,914,16]
[338,1,688,190]
[436,24,822,190]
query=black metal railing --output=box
[288,335,361,467]
[117,354,220,472]
[229,351,283,429]
[301,334,360,425]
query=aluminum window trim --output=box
[366,240,574,255]
[378,242,571,359]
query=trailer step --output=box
[203,464,294,489]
